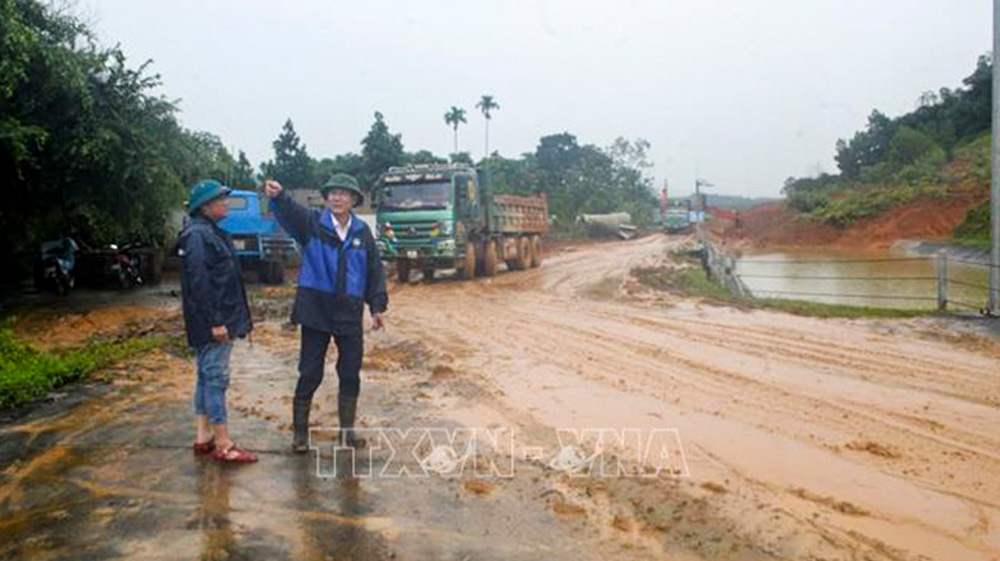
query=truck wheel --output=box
[481,240,498,277]
[530,235,542,268]
[457,242,476,279]
[516,236,531,271]
[397,260,411,283]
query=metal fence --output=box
[697,227,998,313]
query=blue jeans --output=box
[193,341,232,425]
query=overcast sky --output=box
[79,0,990,197]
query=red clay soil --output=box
[718,196,986,250]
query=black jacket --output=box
[178,216,253,347]
[270,193,388,336]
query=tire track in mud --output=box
[476,289,998,409]
[450,272,1000,464]
[387,234,1000,559]
[411,286,1000,469]
[401,298,990,560]
[627,313,1000,405]
[435,294,1000,507]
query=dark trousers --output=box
[295,325,363,401]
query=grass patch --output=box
[951,236,991,251]
[632,264,731,301]
[0,320,167,410]
[632,254,934,319]
[751,297,931,319]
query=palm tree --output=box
[443,106,467,156]
[475,95,500,159]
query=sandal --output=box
[193,437,215,455]
[212,443,258,464]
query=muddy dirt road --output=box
[3,233,1000,560]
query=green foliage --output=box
[450,151,473,165]
[0,320,165,409]
[360,111,404,195]
[0,0,253,288]
[753,298,931,319]
[781,174,838,213]
[834,55,991,181]
[632,264,732,301]
[475,95,499,120]
[885,126,943,174]
[782,56,991,229]
[807,182,949,226]
[405,150,447,165]
[834,110,896,180]
[443,106,466,154]
[314,153,362,186]
[949,133,992,184]
[484,133,657,229]
[953,199,991,244]
[262,119,314,189]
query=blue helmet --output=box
[187,180,232,216]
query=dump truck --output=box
[375,164,548,282]
[218,188,297,284]
[662,200,693,233]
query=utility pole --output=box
[695,179,713,223]
[991,0,1000,314]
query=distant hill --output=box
[779,55,991,245]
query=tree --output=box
[535,132,581,190]
[360,111,404,196]
[263,119,314,189]
[475,95,499,158]
[885,126,941,171]
[0,0,275,289]
[405,150,447,165]
[234,150,254,180]
[450,152,473,165]
[834,110,896,180]
[315,153,362,185]
[443,106,467,156]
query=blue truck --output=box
[217,188,297,284]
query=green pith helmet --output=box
[187,179,232,216]
[321,173,364,206]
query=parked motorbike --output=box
[110,243,143,288]
[34,237,79,295]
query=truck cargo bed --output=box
[490,193,549,235]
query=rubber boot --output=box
[292,399,311,454]
[338,395,366,449]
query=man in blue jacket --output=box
[178,179,257,464]
[264,174,387,452]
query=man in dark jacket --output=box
[178,179,256,463]
[264,174,387,452]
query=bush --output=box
[807,182,949,226]
[952,133,992,184]
[953,199,990,243]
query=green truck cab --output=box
[662,200,693,234]
[375,164,548,282]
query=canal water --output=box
[735,248,993,311]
